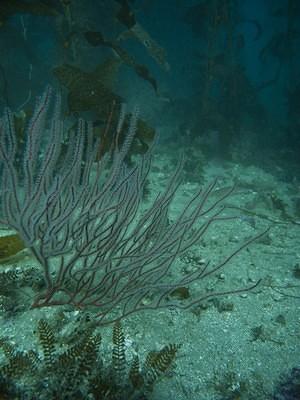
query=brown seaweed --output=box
[84,31,158,92]
[53,61,122,117]
[53,61,155,157]
[115,0,136,29]
[0,234,25,262]
[0,0,58,27]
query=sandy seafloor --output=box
[0,145,299,400]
